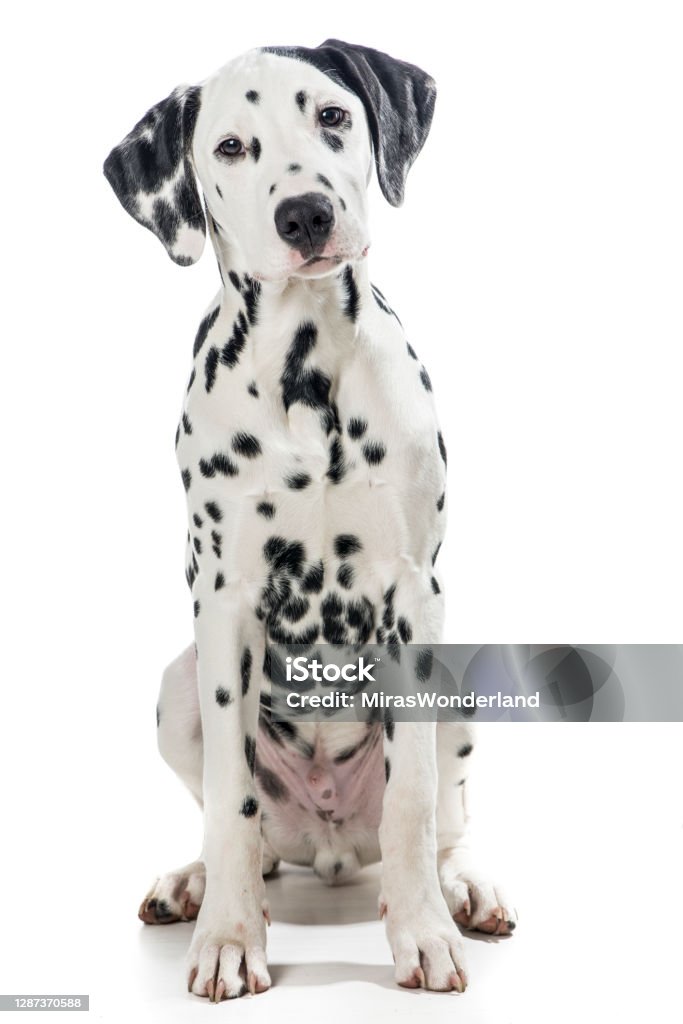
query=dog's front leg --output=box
[186,586,269,1001]
[379,721,468,992]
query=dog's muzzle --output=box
[274,192,335,258]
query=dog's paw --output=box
[439,857,517,936]
[186,902,271,1000]
[138,860,205,924]
[382,898,468,992]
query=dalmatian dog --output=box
[104,38,516,1002]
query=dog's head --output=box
[104,40,436,281]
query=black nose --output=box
[274,192,335,256]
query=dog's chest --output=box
[177,278,444,641]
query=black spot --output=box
[204,346,219,391]
[383,712,395,742]
[215,686,232,707]
[322,130,343,152]
[241,647,252,696]
[286,472,311,490]
[335,534,362,557]
[156,704,161,727]
[181,468,192,491]
[437,431,448,467]
[420,367,432,391]
[269,183,276,196]
[437,491,446,512]
[251,137,261,162]
[256,763,289,801]
[192,306,220,357]
[242,276,261,326]
[347,417,367,439]
[346,596,375,644]
[382,585,396,630]
[244,734,256,775]
[216,184,223,198]
[415,648,433,683]
[186,367,196,393]
[321,592,344,619]
[288,162,302,173]
[246,89,260,104]
[316,172,333,189]
[432,542,442,566]
[431,576,441,594]
[263,536,306,577]
[193,536,202,555]
[228,270,241,292]
[407,343,418,359]
[232,432,262,458]
[215,572,225,590]
[397,617,412,643]
[247,381,259,397]
[240,796,259,817]
[220,310,248,368]
[175,424,180,448]
[339,196,346,211]
[280,322,332,428]
[458,743,473,758]
[257,501,276,519]
[302,560,324,593]
[337,563,354,589]
[327,437,345,483]
[199,453,238,478]
[385,757,391,782]
[362,441,386,465]
[204,501,222,523]
[193,600,200,617]
[282,595,309,622]
[342,265,359,321]
[295,90,307,112]
[333,861,343,876]
[182,413,193,436]
[193,513,203,528]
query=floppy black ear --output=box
[103,85,206,265]
[263,39,437,206]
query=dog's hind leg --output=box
[436,722,517,935]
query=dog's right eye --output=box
[216,137,245,158]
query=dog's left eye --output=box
[216,137,246,158]
[319,107,346,128]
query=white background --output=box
[1,1,682,1021]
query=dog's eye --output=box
[319,107,345,128]
[216,137,245,158]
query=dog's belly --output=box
[255,721,384,876]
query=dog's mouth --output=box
[253,246,370,283]
[296,245,370,274]
[304,254,342,266]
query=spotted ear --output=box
[264,39,436,206]
[103,85,206,265]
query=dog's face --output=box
[104,40,436,281]
[194,51,372,281]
